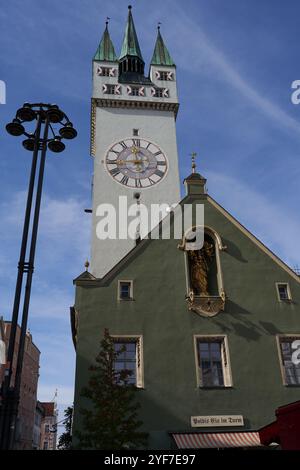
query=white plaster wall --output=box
[91,106,181,277]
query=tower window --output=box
[97,66,116,77]
[133,129,139,136]
[277,335,300,385]
[118,280,133,300]
[194,336,232,388]
[276,283,291,301]
[157,71,174,81]
[150,87,169,98]
[103,84,121,95]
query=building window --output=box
[151,87,168,98]
[45,424,50,433]
[157,71,174,81]
[277,336,300,385]
[276,283,291,301]
[102,84,121,95]
[118,280,133,300]
[194,336,232,388]
[97,66,116,77]
[133,129,139,136]
[112,336,143,387]
[43,441,48,450]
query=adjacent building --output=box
[0,322,40,449]
[39,402,57,450]
[71,6,300,449]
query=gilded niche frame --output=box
[179,226,227,317]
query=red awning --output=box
[172,432,262,448]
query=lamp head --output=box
[48,136,65,153]
[59,122,77,140]
[47,105,64,123]
[16,103,36,122]
[6,119,25,136]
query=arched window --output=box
[179,226,226,317]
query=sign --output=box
[191,415,244,427]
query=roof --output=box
[119,6,143,61]
[94,23,117,62]
[151,27,175,66]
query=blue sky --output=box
[1,0,300,423]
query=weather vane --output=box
[106,17,110,26]
[158,22,161,30]
[190,152,197,173]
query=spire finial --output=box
[128,4,132,10]
[157,22,161,31]
[106,17,110,26]
[190,152,197,173]
[85,259,90,271]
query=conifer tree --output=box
[57,406,73,450]
[76,329,148,449]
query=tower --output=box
[91,6,180,277]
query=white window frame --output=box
[111,335,144,388]
[276,282,292,302]
[118,280,133,301]
[276,334,300,386]
[193,335,233,388]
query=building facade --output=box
[71,6,300,449]
[39,402,57,450]
[0,322,40,449]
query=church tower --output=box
[90,6,180,277]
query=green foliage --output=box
[76,329,148,450]
[57,406,73,450]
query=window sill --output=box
[198,386,233,390]
[118,298,135,302]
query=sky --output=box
[1,0,300,431]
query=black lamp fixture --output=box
[47,104,65,123]
[48,136,65,153]
[6,119,25,136]
[22,135,36,151]
[16,103,36,122]
[0,102,77,451]
[59,122,77,140]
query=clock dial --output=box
[105,138,168,188]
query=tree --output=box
[76,329,148,450]
[57,406,73,450]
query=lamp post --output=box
[0,103,77,450]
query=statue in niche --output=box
[189,240,215,296]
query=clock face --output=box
[105,138,168,188]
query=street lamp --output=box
[0,103,77,450]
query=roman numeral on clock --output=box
[119,141,127,149]
[154,151,162,156]
[154,169,164,178]
[157,161,166,166]
[121,175,129,185]
[135,179,142,188]
[132,139,141,147]
[109,167,120,177]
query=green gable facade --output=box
[71,180,300,449]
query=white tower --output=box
[90,6,181,277]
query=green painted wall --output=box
[72,195,300,449]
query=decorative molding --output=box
[90,99,97,156]
[187,291,225,317]
[90,98,179,157]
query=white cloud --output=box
[167,3,300,137]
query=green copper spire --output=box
[119,6,143,61]
[151,25,175,66]
[94,21,117,62]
